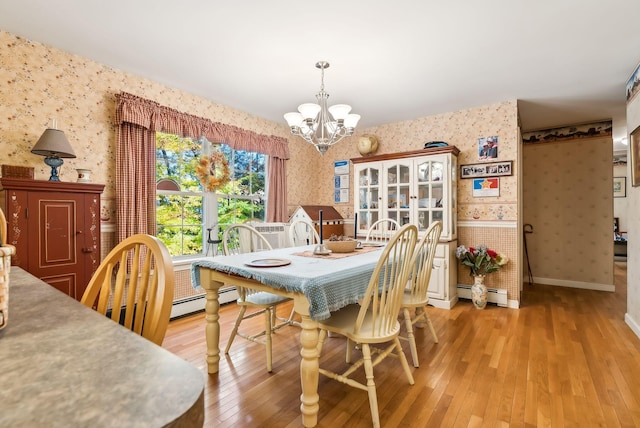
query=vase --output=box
[471,275,488,309]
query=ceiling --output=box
[1,1,640,153]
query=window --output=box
[155,132,267,257]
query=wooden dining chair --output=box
[223,223,294,372]
[316,223,418,428]
[288,218,320,246]
[365,218,400,243]
[80,234,175,346]
[400,220,442,367]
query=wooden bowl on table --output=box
[323,239,358,253]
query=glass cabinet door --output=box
[385,161,411,225]
[355,164,381,236]
[416,158,444,233]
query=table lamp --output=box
[31,127,76,181]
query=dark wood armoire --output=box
[0,178,104,300]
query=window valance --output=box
[115,92,290,159]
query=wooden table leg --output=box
[296,298,320,427]
[201,269,221,374]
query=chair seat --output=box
[241,291,291,306]
[318,304,401,344]
[402,289,429,307]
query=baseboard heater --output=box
[457,285,508,307]
[170,286,239,319]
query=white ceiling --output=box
[1,1,639,153]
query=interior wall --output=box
[0,30,318,220]
[614,163,629,233]
[0,29,522,305]
[626,77,640,338]
[522,136,614,289]
[0,29,316,304]
[313,102,522,304]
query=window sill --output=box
[172,255,214,271]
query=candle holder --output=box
[313,209,330,255]
[313,242,331,255]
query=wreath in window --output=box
[195,151,231,192]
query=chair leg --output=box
[265,307,273,372]
[285,306,296,324]
[275,304,300,327]
[225,305,247,354]
[403,307,419,368]
[395,337,415,386]
[361,344,381,428]
[346,338,353,363]
[423,307,439,343]
[317,329,327,354]
[415,306,438,343]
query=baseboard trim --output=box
[429,296,458,310]
[530,276,615,292]
[625,313,640,341]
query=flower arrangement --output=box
[455,244,508,277]
[195,151,231,192]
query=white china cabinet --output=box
[352,146,459,308]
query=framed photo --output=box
[477,136,499,160]
[460,160,512,179]
[613,177,626,197]
[631,125,640,187]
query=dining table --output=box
[192,243,385,428]
[0,267,205,427]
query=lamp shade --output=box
[284,112,303,127]
[298,103,321,120]
[328,104,352,120]
[31,129,76,158]
[344,114,361,129]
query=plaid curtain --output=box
[115,123,156,243]
[114,92,290,242]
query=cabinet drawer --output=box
[435,243,447,258]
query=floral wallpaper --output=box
[0,30,313,304]
[0,29,521,304]
[523,136,613,286]
[312,101,521,302]
[0,30,315,222]
[310,101,520,221]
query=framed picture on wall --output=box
[460,160,512,179]
[613,177,626,197]
[631,125,640,187]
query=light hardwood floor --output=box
[163,262,640,427]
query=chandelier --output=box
[284,61,361,155]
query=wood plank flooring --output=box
[163,262,640,427]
